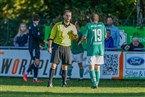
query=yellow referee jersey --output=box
[49,22,77,46]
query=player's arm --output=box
[104,26,107,39]
[46,24,57,53]
[43,39,53,53]
[71,31,78,40]
[78,36,86,45]
[78,25,88,45]
[47,39,53,53]
[69,26,78,40]
[44,24,57,45]
[39,45,44,50]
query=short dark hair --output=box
[107,29,111,32]
[106,16,113,20]
[63,10,72,15]
[32,14,40,21]
[90,13,99,21]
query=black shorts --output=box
[29,44,40,60]
[50,43,72,65]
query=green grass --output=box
[0,77,145,97]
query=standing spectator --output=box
[121,37,144,51]
[78,13,106,88]
[105,29,114,48]
[23,14,43,83]
[47,10,78,87]
[106,16,120,48]
[13,23,29,47]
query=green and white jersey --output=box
[84,22,106,56]
[71,30,84,54]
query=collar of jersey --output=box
[33,23,37,27]
[93,22,99,24]
[62,21,71,28]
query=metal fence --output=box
[0,18,145,46]
[0,18,51,46]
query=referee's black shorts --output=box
[50,43,72,65]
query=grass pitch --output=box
[0,77,145,97]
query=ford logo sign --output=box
[127,57,144,66]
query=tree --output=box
[0,0,143,46]
[1,0,138,20]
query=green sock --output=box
[67,66,73,77]
[89,70,96,87]
[95,70,100,83]
[79,69,84,78]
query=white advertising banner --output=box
[101,51,121,79]
[124,52,145,79]
[0,49,84,78]
[0,50,52,78]
[0,50,122,79]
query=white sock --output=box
[33,78,37,80]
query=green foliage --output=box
[0,0,141,27]
[0,0,144,46]
[1,0,138,20]
[1,0,47,20]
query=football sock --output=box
[67,66,73,77]
[34,66,38,78]
[95,70,100,84]
[62,70,67,85]
[27,63,35,73]
[33,78,37,80]
[49,68,55,84]
[89,70,96,87]
[80,68,84,78]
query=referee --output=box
[47,10,78,87]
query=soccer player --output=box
[47,10,78,87]
[23,14,43,82]
[67,21,84,81]
[78,13,106,88]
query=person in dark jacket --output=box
[105,29,114,48]
[13,23,29,47]
[23,14,43,83]
[121,37,144,51]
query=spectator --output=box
[121,37,144,51]
[105,29,114,48]
[13,23,29,47]
[106,16,120,48]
